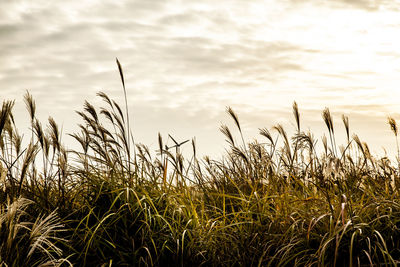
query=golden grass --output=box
[1,62,400,266]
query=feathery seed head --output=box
[388,116,397,137]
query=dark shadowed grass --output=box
[1,63,400,266]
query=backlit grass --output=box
[1,61,400,266]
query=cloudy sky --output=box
[1,0,400,157]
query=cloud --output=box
[336,0,399,11]
[288,0,400,11]
[0,0,399,157]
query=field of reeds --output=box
[1,61,400,266]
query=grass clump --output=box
[0,197,69,266]
[1,61,400,266]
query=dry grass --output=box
[1,62,400,266]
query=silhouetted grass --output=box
[1,61,400,266]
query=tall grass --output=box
[1,62,400,266]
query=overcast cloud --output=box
[1,0,400,157]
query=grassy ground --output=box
[1,63,400,266]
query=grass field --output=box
[1,62,400,266]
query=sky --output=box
[1,0,400,158]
